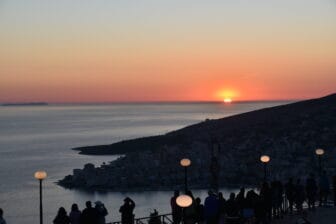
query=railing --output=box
[108,192,335,224]
[110,213,173,224]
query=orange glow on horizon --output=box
[215,89,239,102]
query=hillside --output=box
[62,93,336,190]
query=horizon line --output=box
[1,99,299,105]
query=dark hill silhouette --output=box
[75,93,336,155]
[61,93,336,190]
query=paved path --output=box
[273,207,336,224]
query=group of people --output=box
[170,172,336,224]
[53,201,108,224]
[1,173,335,224]
[52,197,135,224]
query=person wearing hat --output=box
[95,201,108,224]
[119,197,135,224]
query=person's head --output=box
[195,197,201,205]
[0,208,3,217]
[208,190,214,196]
[95,201,104,208]
[240,188,245,193]
[86,201,92,208]
[218,192,224,199]
[186,190,194,198]
[229,193,235,200]
[262,182,269,189]
[57,207,67,217]
[174,190,179,197]
[124,197,130,204]
[71,203,79,212]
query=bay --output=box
[0,101,289,223]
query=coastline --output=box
[60,93,336,191]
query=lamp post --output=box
[176,194,193,224]
[315,148,324,176]
[180,158,191,192]
[260,155,270,182]
[209,139,220,193]
[35,171,47,224]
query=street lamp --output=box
[35,171,47,224]
[176,194,193,207]
[315,148,325,176]
[260,155,270,182]
[176,194,193,224]
[180,158,191,192]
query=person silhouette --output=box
[260,182,272,220]
[184,190,197,224]
[294,179,305,213]
[225,193,239,224]
[333,175,336,206]
[285,178,295,214]
[0,208,7,224]
[306,173,317,210]
[53,207,70,224]
[319,170,330,206]
[171,190,182,224]
[69,204,81,224]
[95,201,108,224]
[119,197,135,224]
[81,201,99,224]
[195,197,204,224]
[204,190,219,224]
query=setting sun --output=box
[215,89,239,102]
[223,98,232,103]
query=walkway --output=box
[273,207,336,224]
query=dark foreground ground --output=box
[274,207,336,224]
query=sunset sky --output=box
[1,0,335,102]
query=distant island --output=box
[59,93,336,191]
[2,102,48,106]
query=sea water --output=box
[0,101,289,223]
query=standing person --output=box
[254,192,267,224]
[235,188,245,212]
[225,193,239,224]
[294,179,305,213]
[0,208,7,224]
[171,190,182,224]
[319,170,330,206]
[195,197,204,224]
[69,204,81,224]
[53,207,70,224]
[119,197,135,224]
[275,181,284,218]
[184,190,197,224]
[333,175,336,206]
[95,201,108,224]
[218,192,226,224]
[260,182,272,220]
[81,201,99,224]
[242,190,256,222]
[306,174,317,210]
[285,178,295,214]
[204,191,219,224]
